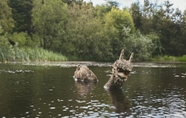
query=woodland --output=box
[0,0,186,62]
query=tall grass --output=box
[152,55,186,62]
[0,46,67,62]
[177,55,186,62]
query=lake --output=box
[0,62,186,117]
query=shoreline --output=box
[1,61,185,68]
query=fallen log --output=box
[73,65,98,83]
[104,49,134,89]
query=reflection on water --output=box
[106,89,132,116]
[75,81,97,98]
[0,62,186,117]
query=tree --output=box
[95,0,119,18]
[0,0,14,33]
[180,10,186,55]
[156,1,182,55]
[9,0,33,34]
[95,5,110,18]
[0,26,10,47]
[32,0,68,50]
[140,0,157,34]
[104,8,135,58]
[60,2,112,61]
[129,0,186,57]
[130,1,142,30]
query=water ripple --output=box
[0,69,34,74]
[130,88,186,117]
[22,61,185,68]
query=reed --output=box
[0,46,67,62]
[177,55,186,62]
[152,55,186,62]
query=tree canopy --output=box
[0,0,186,61]
[0,0,14,33]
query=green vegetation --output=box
[152,55,186,62]
[0,0,186,62]
[0,46,67,62]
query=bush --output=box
[9,32,38,47]
[177,55,186,62]
[122,30,154,61]
[10,32,27,46]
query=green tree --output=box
[140,0,157,34]
[0,26,10,47]
[32,0,68,50]
[156,1,183,55]
[104,8,135,57]
[9,0,32,34]
[0,0,14,33]
[130,0,186,57]
[95,5,110,18]
[61,2,112,61]
[180,10,186,55]
[124,31,153,61]
[95,0,119,18]
[130,1,142,30]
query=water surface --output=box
[0,62,186,117]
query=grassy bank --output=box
[151,55,186,62]
[0,46,67,62]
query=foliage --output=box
[9,0,32,34]
[130,0,186,57]
[178,55,186,62]
[152,55,186,62]
[146,32,163,56]
[32,0,68,50]
[1,0,186,62]
[0,46,67,62]
[103,8,135,59]
[105,8,135,34]
[130,1,142,30]
[95,0,119,17]
[0,27,10,48]
[123,30,154,61]
[58,2,113,61]
[0,0,14,33]
[8,32,38,48]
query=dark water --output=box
[0,62,186,117]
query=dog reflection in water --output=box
[74,81,96,98]
[106,89,132,115]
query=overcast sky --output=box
[84,0,186,11]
